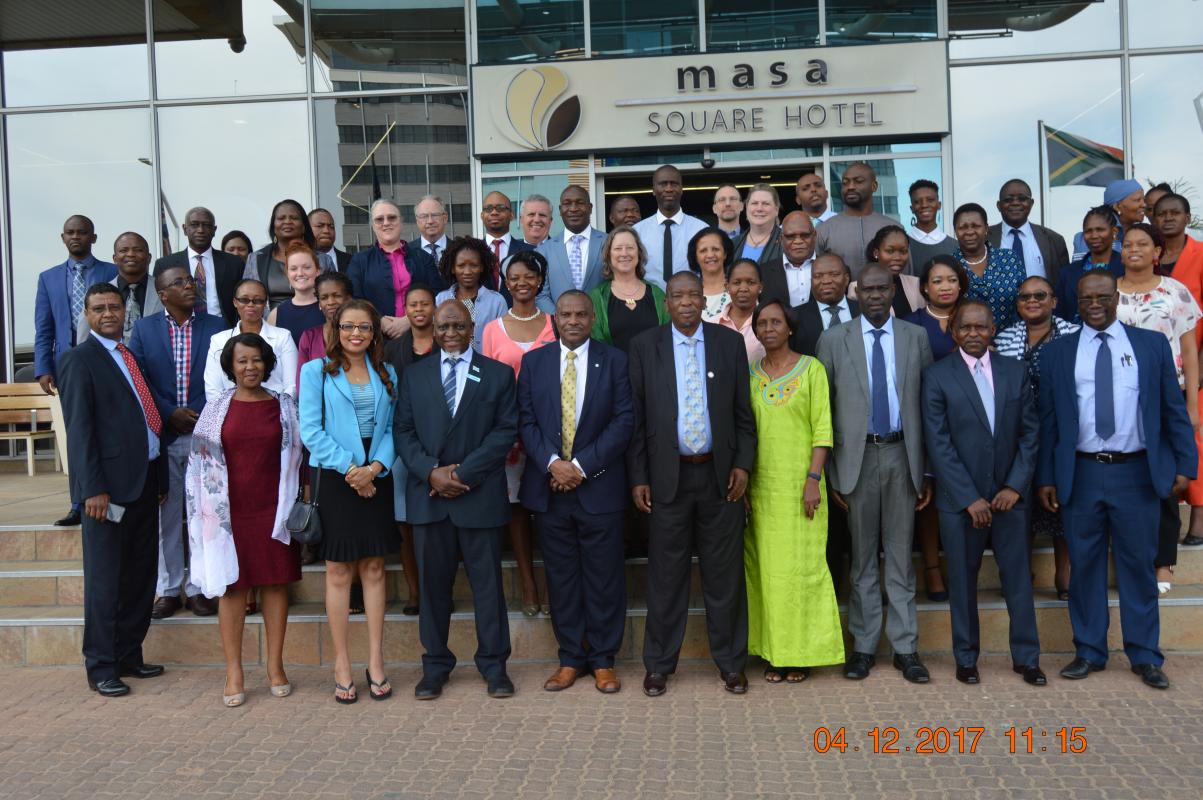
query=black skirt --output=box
[316,439,399,562]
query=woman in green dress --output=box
[745,300,845,683]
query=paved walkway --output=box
[2,655,1201,799]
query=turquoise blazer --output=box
[299,358,397,474]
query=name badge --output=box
[466,373,481,383]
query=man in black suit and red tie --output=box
[517,290,634,693]
[57,284,167,697]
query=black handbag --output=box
[286,372,325,545]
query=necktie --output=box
[1009,229,1026,271]
[1095,332,1115,440]
[568,234,585,289]
[427,242,439,265]
[682,338,706,453]
[491,238,503,286]
[562,351,578,459]
[870,329,890,436]
[442,356,459,415]
[662,219,675,284]
[70,263,86,335]
[123,286,141,343]
[116,343,162,435]
[319,251,335,272]
[826,305,842,327]
[194,254,208,314]
[973,360,995,433]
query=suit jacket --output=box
[127,311,227,444]
[326,247,352,273]
[75,275,163,345]
[921,352,1038,514]
[56,335,158,504]
[153,249,243,326]
[790,298,860,356]
[730,226,789,306]
[517,339,634,514]
[816,317,933,495]
[346,243,443,318]
[988,221,1070,289]
[1035,324,1197,502]
[535,228,606,314]
[394,350,517,528]
[298,358,397,473]
[626,322,757,504]
[33,258,118,379]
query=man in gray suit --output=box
[817,263,934,684]
[536,185,605,313]
[77,232,161,345]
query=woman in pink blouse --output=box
[713,259,766,363]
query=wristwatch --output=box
[806,471,822,482]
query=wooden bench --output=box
[0,384,65,476]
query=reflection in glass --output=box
[482,176,582,240]
[6,109,154,349]
[831,141,941,156]
[1128,0,1203,50]
[315,94,471,253]
[706,1,818,53]
[591,0,698,57]
[476,0,584,64]
[949,0,1118,59]
[153,0,306,99]
[829,159,906,219]
[311,1,466,91]
[825,0,937,45]
[483,159,574,173]
[1130,54,1203,224]
[712,146,822,162]
[598,152,705,168]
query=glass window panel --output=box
[153,0,306,99]
[315,94,471,253]
[949,0,1119,59]
[829,158,938,220]
[591,0,699,57]
[483,158,574,173]
[1128,0,1203,49]
[2,0,148,106]
[706,1,819,53]
[712,146,822,162]
[598,152,705,168]
[5,109,154,350]
[482,176,578,239]
[157,102,311,257]
[311,1,466,92]
[825,0,937,45]
[475,0,585,64]
[1130,54,1203,232]
[950,59,1122,246]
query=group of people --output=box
[37,160,1200,702]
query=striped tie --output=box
[443,356,459,415]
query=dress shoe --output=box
[54,508,82,527]
[1013,665,1047,686]
[414,673,448,700]
[721,671,748,694]
[593,667,621,694]
[955,665,979,684]
[1182,533,1203,546]
[643,671,667,697]
[120,663,165,680]
[893,653,930,684]
[1059,657,1105,680]
[186,595,218,617]
[150,596,182,620]
[543,666,581,692]
[844,652,875,680]
[88,678,130,697]
[1131,663,1169,690]
[487,674,515,698]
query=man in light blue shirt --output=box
[632,165,708,290]
[671,322,712,455]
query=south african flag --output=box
[1044,124,1125,188]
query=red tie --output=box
[491,238,503,286]
[116,342,163,435]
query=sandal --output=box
[270,683,292,698]
[366,668,392,701]
[785,668,810,683]
[223,691,245,707]
[763,666,785,683]
[334,681,357,705]
[925,565,948,602]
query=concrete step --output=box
[0,527,85,562]
[2,587,1201,667]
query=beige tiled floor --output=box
[0,469,71,526]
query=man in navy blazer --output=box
[517,290,634,693]
[1037,271,1197,690]
[534,186,605,314]
[922,300,1044,687]
[394,299,518,700]
[128,265,226,620]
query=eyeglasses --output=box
[416,212,446,221]
[1078,293,1116,306]
[1017,291,1050,302]
[164,277,196,289]
[1001,194,1033,204]
[184,221,216,230]
[482,204,511,213]
[338,322,374,333]
[781,231,816,240]
[234,296,267,306]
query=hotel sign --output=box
[470,40,949,157]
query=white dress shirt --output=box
[821,298,851,330]
[908,226,948,245]
[187,247,221,312]
[203,321,299,404]
[1074,320,1143,452]
[421,234,449,264]
[548,339,589,474]
[633,209,708,289]
[1000,221,1045,278]
[783,255,814,306]
[486,234,510,264]
[439,348,473,415]
[860,315,902,432]
[92,331,160,461]
[812,208,837,225]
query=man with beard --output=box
[815,163,895,279]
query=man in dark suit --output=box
[790,254,858,357]
[922,300,1044,686]
[628,271,757,697]
[57,284,166,697]
[535,186,606,313]
[518,290,634,694]
[152,206,243,325]
[480,190,525,298]
[394,299,519,700]
[76,232,162,346]
[128,266,226,619]
[1037,271,1197,690]
[989,179,1070,287]
[309,208,352,272]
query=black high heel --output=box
[924,565,948,602]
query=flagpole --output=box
[1037,120,1048,228]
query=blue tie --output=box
[442,356,459,415]
[870,329,890,436]
[1095,332,1115,440]
[1009,229,1026,271]
[973,360,995,433]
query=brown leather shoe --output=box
[593,667,621,694]
[543,666,581,692]
[151,596,182,620]
[186,595,218,617]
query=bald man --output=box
[815,163,896,279]
[153,206,243,325]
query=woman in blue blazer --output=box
[299,298,398,705]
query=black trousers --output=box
[81,465,158,683]
[535,492,626,670]
[643,461,748,675]
[413,520,511,680]
[1156,497,1180,568]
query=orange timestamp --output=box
[810,726,1088,754]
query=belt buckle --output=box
[1098,452,1115,464]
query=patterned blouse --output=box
[955,244,1026,330]
[994,317,1080,399]
[1116,276,1202,389]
